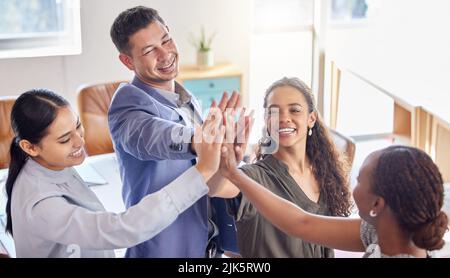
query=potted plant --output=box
[189,26,216,69]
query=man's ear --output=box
[308,111,317,129]
[18,140,40,157]
[119,53,135,71]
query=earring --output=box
[259,136,272,147]
[308,128,312,136]
[369,209,377,217]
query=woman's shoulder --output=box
[13,160,65,202]
[239,156,277,181]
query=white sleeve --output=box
[28,166,208,250]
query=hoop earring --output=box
[308,128,312,136]
[369,209,377,217]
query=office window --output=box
[253,0,313,32]
[0,0,81,59]
[330,0,371,23]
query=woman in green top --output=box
[211,77,352,257]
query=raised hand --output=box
[194,108,225,182]
[214,91,241,114]
[234,108,254,162]
[209,89,254,160]
[219,111,243,179]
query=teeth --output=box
[278,128,296,133]
[70,148,83,158]
[159,57,175,70]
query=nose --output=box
[278,110,291,123]
[156,46,171,61]
[73,131,84,148]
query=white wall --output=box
[0,0,251,106]
[325,0,450,135]
[327,0,450,76]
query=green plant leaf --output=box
[190,25,216,52]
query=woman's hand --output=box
[194,108,225,182]
[219,111,242,179]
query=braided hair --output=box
[372,145,448,250]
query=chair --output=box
[77,81,124,156]
[329,128,356,169]
[0,97,17,169]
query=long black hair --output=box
[5,89,68,235]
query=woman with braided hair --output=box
[220,143,449,258]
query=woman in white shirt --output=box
[4,88,225,258]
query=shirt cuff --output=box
[162,166,209,213]
[169,126,195,156]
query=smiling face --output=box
[119,20,179,91]
[27,107,86,171]
[265,85,317,149]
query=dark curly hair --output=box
[256,77,352,217]
[372,145,448,251]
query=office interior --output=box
[0,0,449,258]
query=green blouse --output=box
[226,155,334,258]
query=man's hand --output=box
[215,91,242,114]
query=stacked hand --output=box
[194,109,225,181]
[219,111,247,179]
[193,91,254,182]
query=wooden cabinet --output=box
[177,63,242,114]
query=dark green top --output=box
[226,155,334,258]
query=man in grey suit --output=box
[109,6,242,258]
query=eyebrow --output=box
[267,103,303,108]
[140,33,170,53]
[57,118,80,140]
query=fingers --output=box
[193,123,203,145]
[226,91,241,110]
[234,92,242,109]
[215,125,226,145]
[204,106,223,129]
[245,110,255,142]
[235,109,254,146]
[217,91,229,111]
[217,91,241,114]
[224,110,236,144]
[235,145,243,162]
[235,107,246,145]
